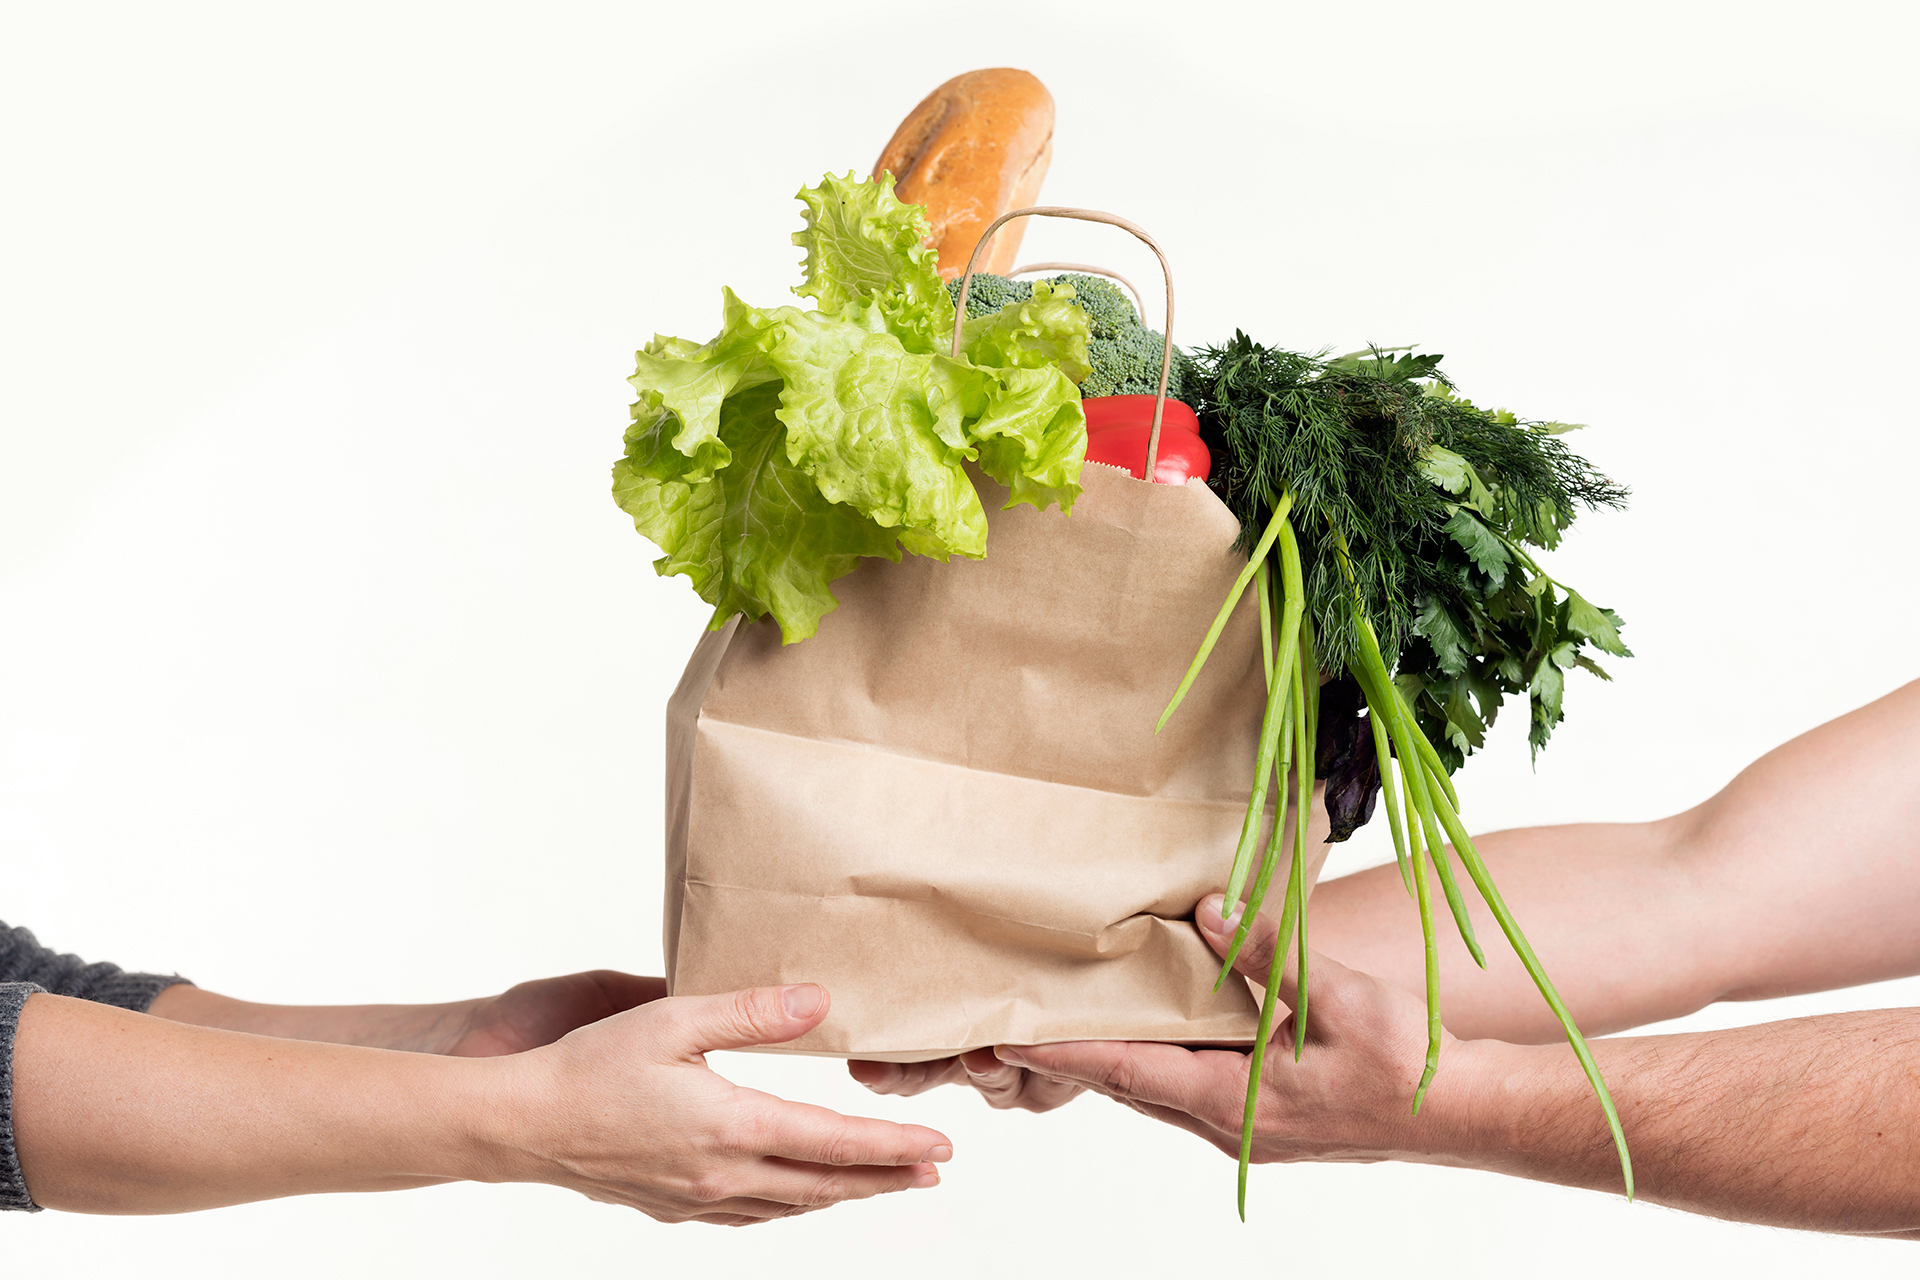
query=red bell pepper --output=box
[1082,394,1210,485]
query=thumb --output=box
[1196,893,1295,1004]
[1200,898,1389,1050]
[659,983,830,1058]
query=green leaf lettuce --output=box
[615,173,1089,643]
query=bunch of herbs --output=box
[1161,333,1635,1214]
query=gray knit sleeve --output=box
[2,982,42,1212]
[1,922,192,1213]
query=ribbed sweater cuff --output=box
[1,982,44,1213]
[93,972,193,1013]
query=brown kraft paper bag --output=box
[663,461,1328,1061]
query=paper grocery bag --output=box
[664,462,1314,1060]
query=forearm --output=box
[11,993,508,1213]
[1313,677,1920,1042]
[146,984,479,1053]
[1430,1011,1920,1236]
[1311,818,1704,1043]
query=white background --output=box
[4,0,1918,1273]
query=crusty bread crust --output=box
[873,68,1054,280]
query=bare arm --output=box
[1459,1009,1920,1237]
[1312,677,1920,1041]
[1012,902,1920,1238]
[146,970,667,1057]
[11,984,949,1221]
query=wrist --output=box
[1386,1038,1541,1171]
[389,999,485,1054]
[145,984,255,1030]
[449,1047,560,1188]
[351,1049,527,1190]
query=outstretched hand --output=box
[500,983,953,1225]
[848,1048,1083,1113]
[442,971,667,1057]
[997,895,1474,1164]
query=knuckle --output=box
[899,1063,944,1094]
[1243,924,1278,971]
[854,1062,903,1094]
[651,1003,703,1052]
[983,1080,1023,1110]
[1103,1048,1141,1096]
[719,1103,772,1156]
[879,1067,922,1096]
[724,991,782,1043]
[819,1127,864,1168]
[805,1171,850,1205]
[971,1062,1013,1089]
[682,1172,727,1205]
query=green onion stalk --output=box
[1161,498,1634,1220]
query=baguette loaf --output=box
[872,68,1054,280]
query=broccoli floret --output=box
[1041,274,1192,404]
[946,272,1193,405]
[1078,323,1193,403]
[1042,273,1135,340]
[949,273,1033,319]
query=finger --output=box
[1193,916,1407,1053]
[955,1048,1081,1112]
[654,984,831,1058]
[733,1093,953,1168]
[670,1160,941,1225]
[998,1039,1242,1123]
[957,1048,1032,1109]
[1196,893,1298,1006]
[688,1167,939,1227]
[846,1059,908,1092]
[685,1197,818,1226]
[1010,1071,1086,1113]
[747,1158,941,1210]
[847,1057,968,1097]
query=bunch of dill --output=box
[1186,334,1629,774]
[1167,335,1638,1198]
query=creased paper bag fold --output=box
[664,463,1289,1060]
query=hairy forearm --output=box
[12,993,508,1213]
[1312,678,1920,1042]
[147,984,478,1053]
[1436,1011,1920,1236]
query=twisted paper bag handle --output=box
[951,208,1179,481]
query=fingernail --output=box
[782,984,824,1018]
[924,1144,953,1163]
[1199,894,1230,931]
[911,1170,940,1189]
[995,1047,1028,1067]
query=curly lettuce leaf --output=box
[959,279,1093,384]
[792,171,954,355]
[616,378,905,637]
[967,363,1088,514]
[616,173,1088,644]
[768,307,990,561]
[622,296,780,485]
